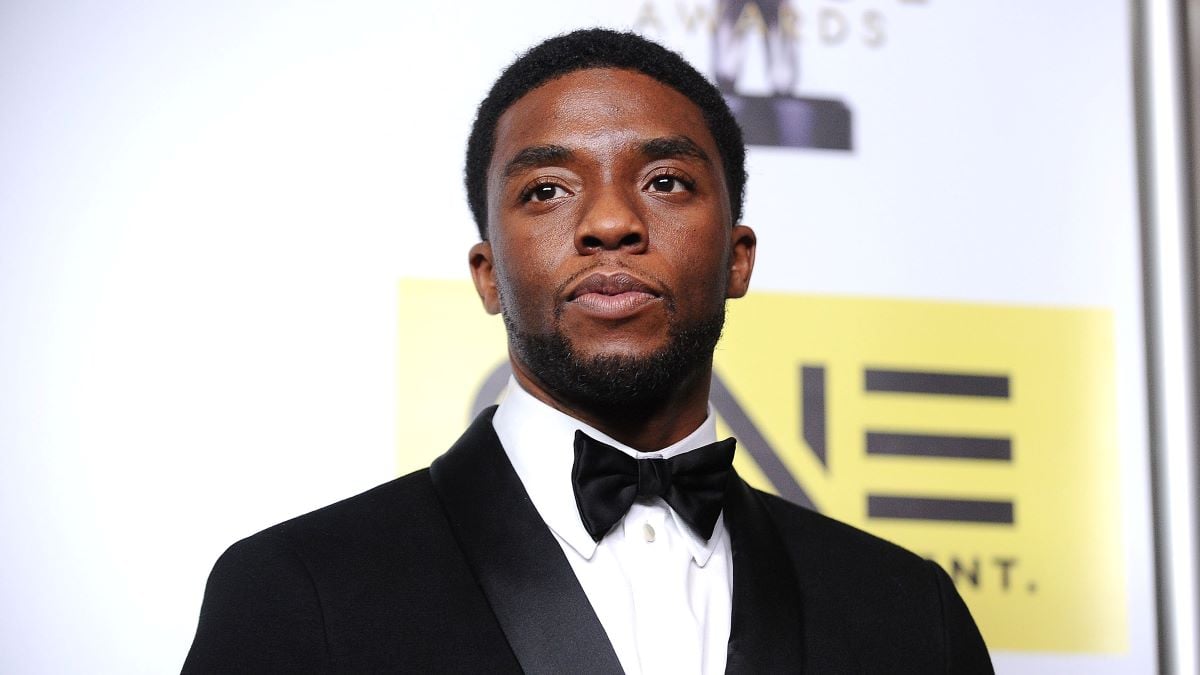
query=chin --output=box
[504,301,727,409]
[574,340,669,363]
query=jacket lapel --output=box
[429,408,623,675]
[723,474,806,673]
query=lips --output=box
[566,272,662,319]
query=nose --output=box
[574,185,648,255]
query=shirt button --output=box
[643,522,656,543]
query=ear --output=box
[468,241,502,315]
[725,224,756,299]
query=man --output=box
[184,28,992,673]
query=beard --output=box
[502,300,727,413]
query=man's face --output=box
[470,68,755,408]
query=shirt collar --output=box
[491,376,723,565]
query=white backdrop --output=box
[0,2,1154,672]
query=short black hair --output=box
[464,28,746,239]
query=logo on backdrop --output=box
[634,0,931,150]
[397,280,1127,653]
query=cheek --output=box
[492,243,560,325]
[662,229,730,296]
[494,220,565,273]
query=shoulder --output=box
[259,469,437,544]
[186,469,502,671]
[751,487,941,606]
[754,488,931,577]
[206,467,440,578]
[220,468,454,578]
[751,489,994,673]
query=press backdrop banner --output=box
[0,2,1155,674]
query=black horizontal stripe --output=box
[867,495,1014,524]
[866,432,1012,460]
[864,368,1009,398]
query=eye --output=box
[645,174,694,193]
[522,182,569,203]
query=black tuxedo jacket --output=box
[184,408,992,673]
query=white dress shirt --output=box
[491,378,732,675]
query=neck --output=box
[510,360,712,452]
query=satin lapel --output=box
[723,475,806,674]
[429,408,623,675]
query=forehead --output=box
[488,68,719,174]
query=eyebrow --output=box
[638,135,711,164]
[500,135,712,180]
[503,144,573,178]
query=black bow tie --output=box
[570,430,736,542]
